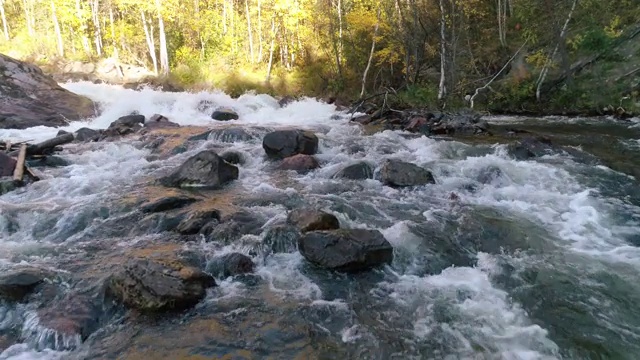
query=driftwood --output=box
[13,144,27,181]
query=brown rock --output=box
[35,293,100,343]
[287,208,340,233]
[278,154,320,174]
[352,114,373,125]
[406,116,428,132]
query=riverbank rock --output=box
[211,107,239,121]
[263,130,319,159]
[0,54,97,129]
[287,209,340,233]
[108,257,215,312]
[278,154,320,173]
[379,159,435,187]
[206,253,255,278]
[298,229,394,272]
[0,153,16,176]
[332,162,374,180]
[75,127,101,142]
[0,267,51,302]
[159,150,239,189]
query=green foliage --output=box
[397,85,438,108]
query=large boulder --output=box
[278,154,320,173]
[262,130,319,160]
[379,159,435,187]
[0,152,16,176]
[107,258,215,312]
[103,114,145,137]
[0,54,97,129]
[508,136,556,160]
[332,162,374,180]
[0,267,52,301]
[176,209,221,234]
[287,209,340,233]
[298,229,394,272]
[159,150,239,189]
[75,127,101,142]
[144,113,180,129]
[211,107,239,121]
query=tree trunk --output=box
[222,0,227,34]
[266,17,277,82]
[22,0,34,36]
[245,0,254,63]
[535,0,578,101]
[360,9,380,98]
[141,10,158,75]
[0,0,8,40]
[91,0,103,57]
[155,0,169,75]
[109,6,121,68]
[438,0,447,100]
[337,0,343,63]
[76,0,91,55]
[51,0,64,57]
[258,0,263,61]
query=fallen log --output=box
[8,133,74,157]
[13,144,27,181]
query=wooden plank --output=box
[13,144,27,181]
[4,141,11,153]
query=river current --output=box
[0,82,639,359]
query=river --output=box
[0,82,639,359]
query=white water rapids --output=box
[1,82,639,359]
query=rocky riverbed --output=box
[1,58,640,359]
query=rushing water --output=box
[0,82,639,359]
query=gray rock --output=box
[145,113,180,129]
[0,54,97,129]
[0,179,19,195]
[108,258,216,312]
[262,225,301,254]
[332,162,373,180]
[379,159,435,187]
[26,155,69,168]
[159,150,239,189]
[176,209,221,234]
[262,129,319,159]
[298,229,394,272]
[75,127,100,142]
[211,107,239,121]
[287,209,340,233]
[206,253,255,278]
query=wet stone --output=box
[0,267,52,302]
[140,196,198,213]
[176,209,221,235]
[206,253,255,278]
[287,208,340,233]
[332,161,374,180]
[379,159,435,187]
[263,129,319,160]
[159,150,239,189]
[262,225,301,255]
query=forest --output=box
[1,0,639,114]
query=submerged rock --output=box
[0,179,19,195]
[287,209,340,233]
[140,195,198,213]
[332,162,374,180]
[209,128,254,142]
[211,107,239,121]
[508,136,555,160]
[262,225,301,254]
[262,130,319,159]
[298,229,394,272]
[379,159,435,187]
[108,258,216,312]
[205,210,266,243]
[278,154,320,173]
[0,53,97,129]
[159,150,239,189]
[206,253,255,278]
[0,152,16,176]
[27,155,69,168]
[34,293,101,345]
[0,267,52,302]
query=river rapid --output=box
[0,82,639,359]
